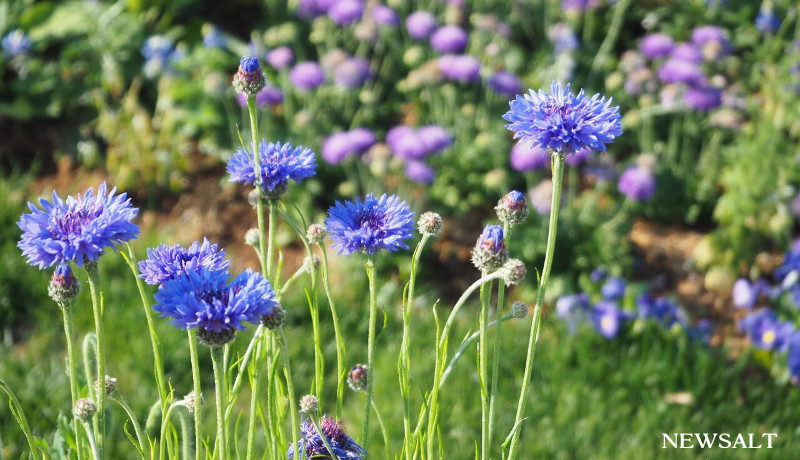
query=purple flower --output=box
[472,224,507,272]
[636,294,684,327]
[430,25,469,53]
[236,86,284,107]
[297,0,326,18]
[267,46,294,70]
[406,11,437,41]
[328,0,364,25]
[691,26,727,46]
[590,268,607,282]
[529,180,554,215]
[287,416,365,459]
[227,140,317,196]
[601,276,626,300]
[670,43,704,64]
[740,309,793,351]
[18,183,139,269]
[437,54,481,83]
[657,59,704,85]
[405,161,435,184]
[548,22,579,53]
[684,86,722,111]
[732,278,766,309]
[325,194,415,255]
[417,125,452,154]
[488,71,523,98]
[387,126,426,160]
[322,129,376,164]
[510,142,550,171]
[372,5,398,26]
[618,166,655,201]
[503,81,623,154]
[592,301,632,339]
[565,147,592,166]
[788,332,800,383]
[290,62,325,91]
[640,33,674,59]
[139,239,230,286]
[334,57,372,89]
[2,29,31,56]
[755,8,781,35]
[562,0,601,12]
[557,293,590,333]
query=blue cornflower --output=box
[227,140,317,200]
[139,238,230,286]
[636,294,685,327]
[18,183,139,269]
[2,30,32,56]
[503,81,622,154]
[287,416,365,459]
[325,194,415,256]
[601,276,626,300]
[153,267,276,345]
[756,7,781,35]
[740,308,793,352]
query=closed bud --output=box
[418,211,443,237]
[261,305,286,330]
[495,191,529,226]
[73,398,97,421]
[471,225,507,273]
[299,394,319,413]
[307,224,327,245]
[49,264,81,305]
[233,56,267,98]
[302,255,321,273]
[94,375,117,396]
[197,327,236,347]
[183,391,201,414]
[348,364,368,391]
[511,302,528,318]
[501,259,526,286]
[245,228,261,246]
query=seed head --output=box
[94,375,117,396]
[511,302,528,318]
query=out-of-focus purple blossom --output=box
[637,294,684,327]
[565,147,592,167]
[529,179,554,215]
[775,246,800,288]
[430,25,469,53]
[372,5,398,26]
[322,128,376,164]
[289,62,325,91]
[732,278,769,309]
[670,43,704,64]
[417,125,452,154]
[297,0,326,18]
[640,33,674,59]
[657,59,704,85]
[236,86,284,107]
[334,57,372,89]
[601,276,626,301]
[624,67,656,96]
[2,29,32,57]
[488,71,523,98]
[619,50,645,73]
[510,143,549,172]
[142,35,181,77]
[590,268,607,283]
[618,166,656,201]
[548,22,579,53]
[387,125,451,160]
[202,25,227,49]
[740,308,793,351]
[788,332,800,383]
[562,0,602,12]
[405,161,435,184]
[689,319,713,343]
[684,85,722,111]
[691,25,732,60]
[267,46,294,71]
[756,7,781,35]
[557,293,590,333]
[437,54,481,83]
[406,11,438,41]
[592,301,631,339]
[328,0,364,25]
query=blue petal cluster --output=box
[153,267,275,333]
[139,238,230,286]
[18,182,139,269]
[325,194,415,256]
[227,140,317,193]
[287,416,365,459]
[503,81,622,154]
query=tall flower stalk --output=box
[361,257,377,448]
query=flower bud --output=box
[299,394,319,413]
[49,264,81,305]
[302,255,321,273]
[501,259,526,286]
[495,190,529,226]
[73,398,97,421]
[94,375,117,396]
[245,228,261,246]
[233,56,267,98]
[348,364,368,391]
[418,212,443,237]
[471,225,507,273]
[261,305,286,330]
[183,391,201,414]
[197,327,236,347]
[511,302,528,318]
[306,224,327,245]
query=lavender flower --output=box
[406,11,438,41]
[287,416,365,459]
[601,276,626,300]
[430,25,469,53]
[372,5,398,26]
[139,239,229,286]
[684,85,722,111]
[740,309,793,351]
[2,30,31,56]
[267,46,295,70]
[592,301,632,339]
[328,0,364,25]
[322,129,376,163]
[325,194,415,255]
[510,142,550,171]
[529,179,554,215]
[290,62,325,91]
[548,22,579,53]
[227,140,317,199]
[756,7,781,35]
[417,125,452,154]
[732,278,766,309]
[618,166,656,201]
[488,71,523,98]
[387,125,451,159]
[557,293,589,333]
[18,183,139,269]
[657,59,704,85]
[236,86,284,107]
[565,147,592,166]
[471,224,507,272]
[503,81,622,154]
[405,160,435,184]
[670,43,704,64]
[691,25,727,46]
[640,33,674,59]
[437,54,481,83]
[334,57,372,89]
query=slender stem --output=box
[308,414,339,460]
[61,303,85,460]
[440,312,517,385]
[488,223,510,456]
[83,421,100,460]
[320,247,346,419]
[210,346,228,460]
[278,329,300,454]
[247,97,270,279]
[371,399,391,460]
[187,331,203,460]
[507,152,566,459]
[159,402,182,460]
[85,264,105,458]
[267,202,278,283]
[225,325,265,421]
[245,337,263,460]
[110,395,146,456]
[361,257,377,449]
[478,279,491,460]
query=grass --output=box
[2,183,800,459]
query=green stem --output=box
[159,402,181,460]
[225,325,265,421]
[210,346,228,460]
[110,395,146,456]
[321,247,346,419]
[440,311,518,385]
[478,279,491,460]
[278,329,300,455]
[247,97,270,279]
[83,421,100,460]
[245,337,264,460]
[85,264,106,458]
[187,331,203,460]
[267,202,278,283]
[61,303,85,460]
[488,224,510,456]
[361,257,377,449]
[506,152,566,459]
[587,0,632,83]
[0,379,41,460]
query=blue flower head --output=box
[153,267,276,345]
[139,238,230,286]
[592,301,632,339]
[503,81,622,154]
[325,194,415,256]
[601,276,626,300]
[472,224,508,272]
[788,332,800,383]
[227,140,317,200]
[287,416,365,459]
[2,30,32,57]
[18,182,139,269]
